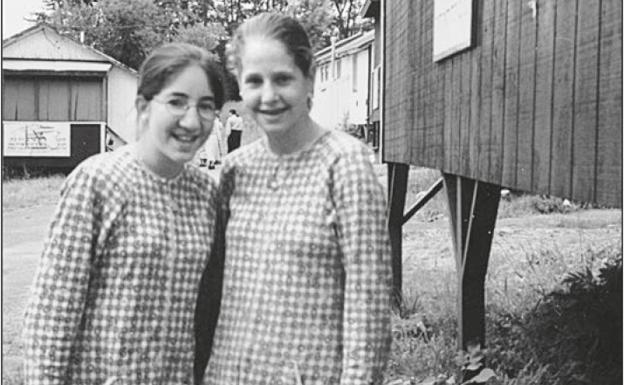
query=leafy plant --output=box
[487,251,623,385]
[524,252,622,384]
[386,344,497,385]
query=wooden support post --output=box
[443,173,500,378]
[387,162,409,310]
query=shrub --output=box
[487,250,622,385]
[524,251,622,384]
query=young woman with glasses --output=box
[23,42,225,385]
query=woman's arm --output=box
[333,150,393,385]
[23,166,98,385]
[193,164,234,384]
[194,199,226,385]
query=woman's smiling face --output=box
[137,64,216,175]
[238,36,313,138]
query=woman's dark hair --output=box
[137,43,225,109]
[226,12,315,79]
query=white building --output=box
[311,31,375,135]
[2,23,137,172]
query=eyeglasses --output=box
[152,97,216,120]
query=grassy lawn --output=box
[383,169,622,385]
[2,170,622,385]
[2,174,65,212]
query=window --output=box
[3,75,104,121]
[372,65,381,110]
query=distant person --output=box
[196,13,392,385]
[22,43,225,385]
[225,109,243,152]
[202,112,226,168]
[217,113,229,159]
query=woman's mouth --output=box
[259,107,288,116]
[171,132,199,143]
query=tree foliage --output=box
[44,0,177,69]
[185,0,368,49]
[329,0,365,40]
[173,23,227,54]
[284,0,335,51]
[39,0,371,86]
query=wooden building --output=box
[312,30,379,147]
[361,0,382,149]
[2,24,137,172]
[384,0,621,206]
[376,0,622,369]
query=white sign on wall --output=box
[3,121,71,157]
[433,0,474,62]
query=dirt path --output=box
[2,204,56,371]
[399,209,622,314]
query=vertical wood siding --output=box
[384,0,622,207]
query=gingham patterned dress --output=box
[203,130,392,385]
[23,145,221,385]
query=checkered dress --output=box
[202,130,392,385]
[23,145,221,385]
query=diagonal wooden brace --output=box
[443,173,501,352]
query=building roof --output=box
[315,30,375,64]
[3,59,112,73]
[2,23,137,75]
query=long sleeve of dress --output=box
[332,151,392,385]
[23,166,98,385]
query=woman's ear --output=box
[306,63,316,95]
[135,95,150,138]
[135,95,149,115]
[308,62,317,81]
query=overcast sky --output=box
[3,0,47,38]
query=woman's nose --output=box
[261,83,279,103]
[179,106,202,129]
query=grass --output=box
[2,171,622,385]
[2,174,65,212]
[387,247,622,385]
[385,165,622,385]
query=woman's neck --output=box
[134,142,183,180]
[266,116,325,156]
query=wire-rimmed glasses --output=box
[152,97,216,120]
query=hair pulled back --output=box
[227,12,315,79]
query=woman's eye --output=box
[167,98,187,108]
[274,76,291,85]
[245,76,262,86]
[198,101,216,111]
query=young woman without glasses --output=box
[196,12,392,385]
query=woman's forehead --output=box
[240,38,296,70]
[160,65,213,96]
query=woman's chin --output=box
[258,115,289,133]
[164,149,196,166]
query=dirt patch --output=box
[400,209,622,314]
